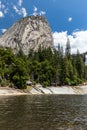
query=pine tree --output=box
[65,38,71,59]
[76,50,85,80]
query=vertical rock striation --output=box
[0,15,54,54]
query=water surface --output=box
[0,95,87,130]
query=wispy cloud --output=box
[0,1,5,9]
[39,11,46,16]
[18,0,23,6]
[13,0,27,17]
[0,0,27,18]
[32,6,46,16]
[0,1,8,18]
[33,6,38,16]
[53,30,87,54]
[21,7,27,17]
[13,5,27,17]
[4,8,8,14]
[68,17,72,22]
[0,11,4,18]
[34,6,38,12]
[13,5,20,15]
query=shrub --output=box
[12,75,27,89]
[64,77,71,85]
[42,81,50,87]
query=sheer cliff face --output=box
[0,16,54,54]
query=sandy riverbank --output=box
[0,85,87,96]
[0,87,29,96]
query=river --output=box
[0,95,87,130]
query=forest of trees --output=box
[0,38,87,89]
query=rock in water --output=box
[0,15,54,55]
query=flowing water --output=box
[0,95,87,130]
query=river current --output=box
[0,95,87,130]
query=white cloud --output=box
[39,11,46,16]
[1,29,7,33]
[53,31,67,47]
[18,0,22,6]
[70,30,87,53]
[21,7,27,17]
[68,17,72,22]
[33,12,38,16]
[0,1,27,18]
[13,5,27,17]
[53,30,87,54]
[0,1,7,17]
[32,6,46,16]
[0,11,4,18]
[13,5,20,15]
[33,6,38,16]
[4,8,8,14]
[0,1,5,9]
[34,6,38,12]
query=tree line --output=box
[0,38,87,89]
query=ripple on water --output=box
[0,95,87,130]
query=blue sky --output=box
[0,0,87,53]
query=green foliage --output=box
[12,75,27,89]
[76,50,85,79]
[42,81,50,87]
[64,77,71,85]
[10,58,28,89]
[0,39,86,89]
[0,47,28,89]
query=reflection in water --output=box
[0,95,87,130]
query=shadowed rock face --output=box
[0,15,54,55]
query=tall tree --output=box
[76,50,85,80]
[65,38,71,59]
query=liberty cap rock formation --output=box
[0,15,54,55]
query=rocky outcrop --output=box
[29,86,86,95]
[0,15,54,55]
